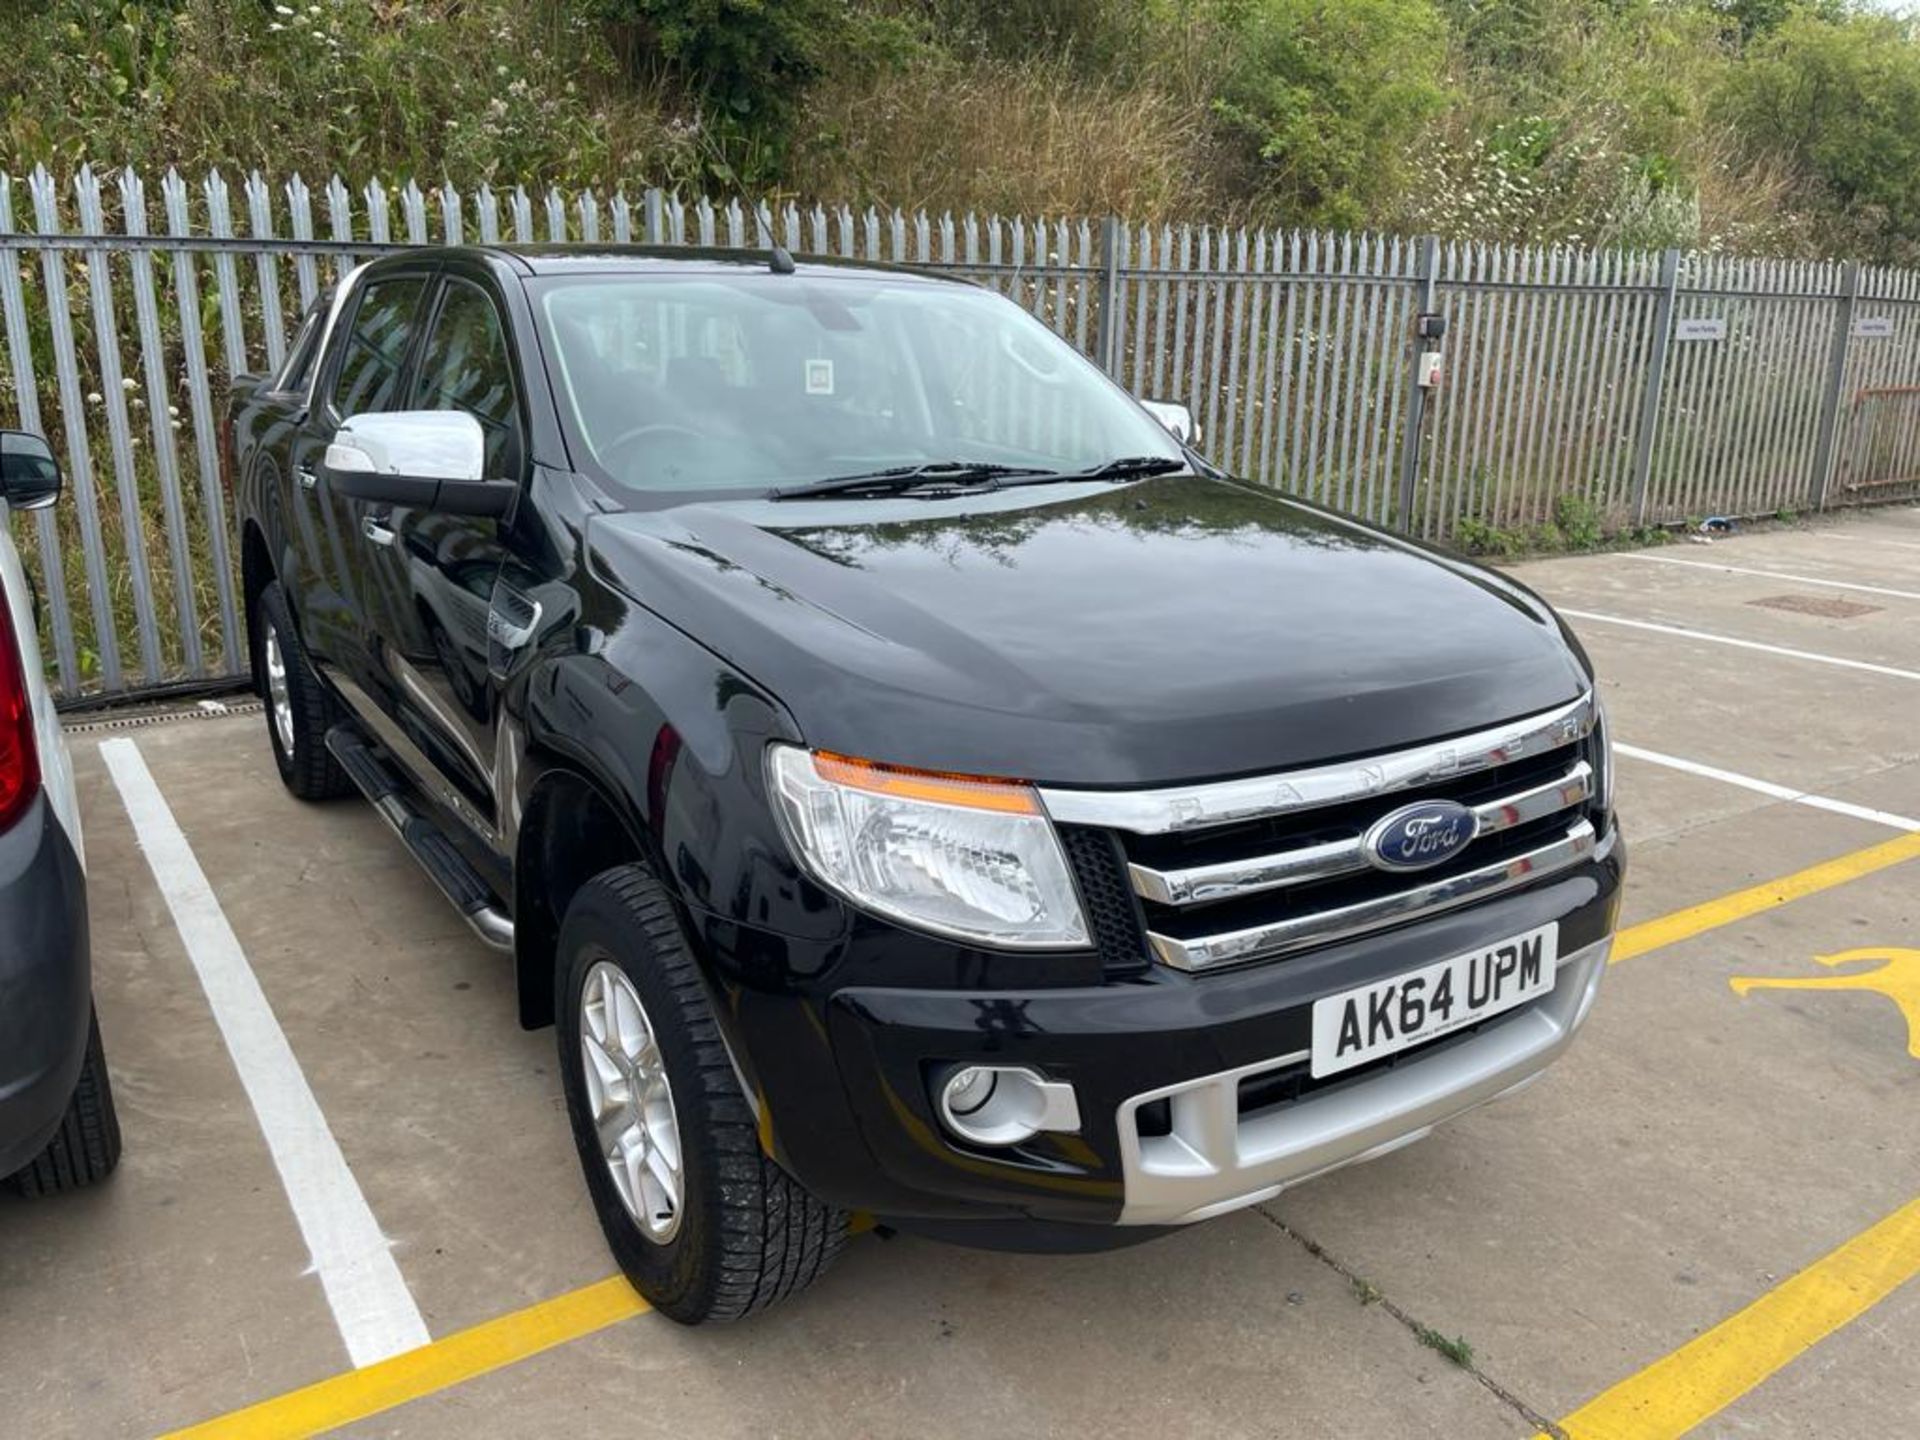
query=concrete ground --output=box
[5,507,1919,1439]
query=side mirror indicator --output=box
[0,430,63,511]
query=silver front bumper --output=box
[1115,936,1611,1225]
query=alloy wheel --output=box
[579,959,685,1243]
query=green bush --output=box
[1206,0,1453,228]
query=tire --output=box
[556,865,847,1324]
[255,580,351,801]
[9,1007,122,1197]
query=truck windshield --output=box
[533,271,1183,496]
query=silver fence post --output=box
[1394,236,1441,532]
[1809,260,1861,513]
[1093,215,1124,375]
[1629,247,1682,526]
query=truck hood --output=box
[584,475,1592,787]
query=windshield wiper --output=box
[991,454,1191,488]
[770,461,1050,500]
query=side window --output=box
[271,303,324,395]
[330,276,427,418]
[410,280,524,478]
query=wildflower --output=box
[122,376,138,390]
[274,3,293,12]
[86,391,102,404]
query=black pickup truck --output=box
[229,245,1622,1324]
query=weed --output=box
[1552,492,1604,550]
[1351,1277,1383,1306]
[1455,516,1527,557]
[1416,1327,1475,1367]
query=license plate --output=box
[1310,924,1558,1078]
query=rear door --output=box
[354,271,530,836]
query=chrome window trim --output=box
[1146,819,1608,971]
[1038,693,1595,836]
[299,262,370,412]
[1128,760,1593,906]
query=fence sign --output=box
[1674,317,1728,342]
[1852,317,1896,340]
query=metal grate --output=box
[1059,826,1151,975]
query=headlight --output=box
[1592,698,1615,816]
[767,745,1089,949]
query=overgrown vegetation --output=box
[8,0,1920,260]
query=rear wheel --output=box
[556,865,847,1324]
[9,1007,121,1197]
[255,580,350,801]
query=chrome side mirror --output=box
[0,430,62,511]
[1139,399,1199,448]
[323,411,513,518]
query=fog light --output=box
[934,1065,1081,1148]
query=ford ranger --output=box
[228,246,1621,1324]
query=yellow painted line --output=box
[1539,1193,1920,1440]
[1611,830,1920,963]
[157,1277,647,1440]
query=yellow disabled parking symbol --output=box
[1730,948,1920,1059]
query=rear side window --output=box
[270,302,325,395]
[330,277,427,417]
[410,280,524,477]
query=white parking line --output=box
[100,738,431,1368]
[1616,742,1920,832]
[1558,609,1920,682]
[1618,552,1920,602]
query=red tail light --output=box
[0,590,41,833]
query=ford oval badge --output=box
[1364,800,1478,872]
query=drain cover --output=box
[1748,593,1882,619]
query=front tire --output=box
[255,580,351,801]
[9,1007,121,1196]
[556,866,846,1324]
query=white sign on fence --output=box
[1674,317,1728,342]
[1851,317,1895,340]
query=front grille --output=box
[1045,695,1604,973]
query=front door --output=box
[356,274,529,838]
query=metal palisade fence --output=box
[4,164,1920,702]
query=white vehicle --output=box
[0,429,119,1195]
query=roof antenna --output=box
[753,199,797,274]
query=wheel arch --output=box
[512,759,659,1031]
[240,518,274,693]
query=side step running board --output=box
[325,724,514,953]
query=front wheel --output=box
[556,866,846,1324]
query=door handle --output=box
[297,466,319,492]
[361,514,397,548]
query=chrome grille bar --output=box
[1147,820,1606,972]
[1039,693,1594,836]
[1128,760,1594,906]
